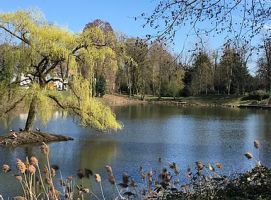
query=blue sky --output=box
[0,0,155,36]
[0,0,266,73]
[0,0,220,51]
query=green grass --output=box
[109,93,271,107]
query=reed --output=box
[1,140,269,200]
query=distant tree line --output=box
[84,20,271,99]
[1,16,271,106]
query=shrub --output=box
[241,90,269,101]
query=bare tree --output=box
[143,0,271,43]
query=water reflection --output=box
[0,104,271,197]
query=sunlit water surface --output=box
[0,104,271,198]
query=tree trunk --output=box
[25,96,37,131]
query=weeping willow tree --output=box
[0,10,121,132]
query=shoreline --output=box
[103,94,271,109]
[101,94,147,107]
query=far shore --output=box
[102,94,271,109]
[101,94,147,107]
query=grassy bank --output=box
[104,94,271,108]
[146,95,243,107]
[101,94,146,107]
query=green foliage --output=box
[0,9,121,131]
[241,90,270,101]
[218,44,250,95]
[116,39,185,98]
[95,75,106,97]
[191,52,214,95]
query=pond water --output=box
[0,104,271,198]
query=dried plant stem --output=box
[33,174,36,197]
[29,173,33,200]
[59,170,66,196]
[114,183,124,199]
[22,173,36,200]
[37,164,49,199]
[99,182,106,200]
[89,191,101,200]
[23,173,31,199]
[19,180,27,198]
[46,154,57,199]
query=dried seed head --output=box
[108,174,115,185]
[44,166,49,174]
[215,162,223,169]
[30,156,39,166]
[45,177,53,185]
[94,174,101,183]
[40,142,49,155]
[244,152,253,159]
[169,162,176,169]
[254,140,260,149]
[81,188,90,193]
[169,162,179,174]
[105,165,113,175]
[27,165,36,174]
[147,170,153,178]
[51,168,56,177]
[196,161,204,171]
[15,175,23,182]
[2,164,11,173]
[16,159,26,174]
[122,172,129,185]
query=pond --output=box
[0,104,271,198]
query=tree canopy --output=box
[0,10,121,131]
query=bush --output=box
[180,86,192,97]
[241,90,269,101]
